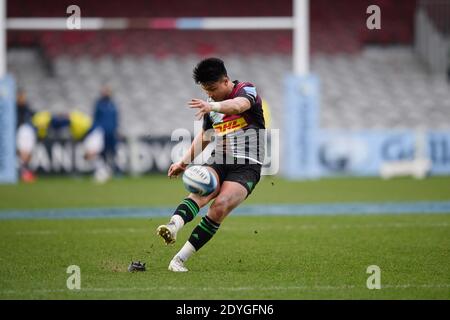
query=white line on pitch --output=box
[1,284,450,295]
[11,222,450,236]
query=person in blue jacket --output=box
[92,85,119,181]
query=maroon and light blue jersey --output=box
[203,81,266,164]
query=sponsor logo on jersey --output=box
[212,117,248,136]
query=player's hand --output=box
[188,99,212,120]
[168,161,187,178]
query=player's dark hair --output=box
[193,57,228,84]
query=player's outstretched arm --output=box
[189,97,251,119]
[168,129,210,178]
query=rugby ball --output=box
[182,165,218,196]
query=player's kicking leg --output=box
[156,167,220,245]
[168,181,248,272]
[156,191,218,245]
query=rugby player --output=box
[157,57,265,272]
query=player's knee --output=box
[209,197,231,221]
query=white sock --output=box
[176,241,196,262]
[169,215,185,233]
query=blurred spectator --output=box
[262,99,272,129]
[16,108,111,183]
[15,89,36,182]
[16,89,34,128]
[92,85,119,182]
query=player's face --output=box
[201,78,230,101]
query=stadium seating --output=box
[8,46,450,136]
[9,0,449,136]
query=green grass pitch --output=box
[0,176,449,299]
